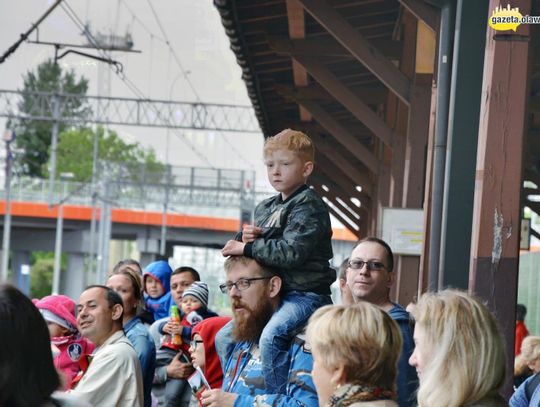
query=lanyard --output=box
[226,343,253,392]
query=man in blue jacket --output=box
[346,237,418,407]
[200,256,318,407]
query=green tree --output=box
[51,126,165,183]
[29,251,68,298]
[12,59,89,177]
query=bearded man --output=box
[200,256,318,407]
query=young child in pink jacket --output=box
[34,294,95,389]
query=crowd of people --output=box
[0,129,534,407]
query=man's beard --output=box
[232,297,274,342]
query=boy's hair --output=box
[263,129,315,164]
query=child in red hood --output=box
[190,316,232,393]
[34,294,95,389]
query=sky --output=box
[0,0,270,189]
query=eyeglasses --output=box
[219,277,271,294]
[347,260,387,272]
[190,339,204,350]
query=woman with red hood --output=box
[190,316,232,393]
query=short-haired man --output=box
[201,256,318,407]
[150,266,200,406]
[345,237,418,407]
[73,285,143,407]
[338,257,354,305]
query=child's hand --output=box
[221,240,246,257]
[242,225,263,243]
[163,321,183,336]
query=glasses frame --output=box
[190,339,204,351]
[219,277,271,294]
[347,260,387,272]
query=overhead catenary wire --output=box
[144,0,255,169]
[60,0,213,167]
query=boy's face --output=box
[47,321,69,338]
[264,149,313,200]
[189,333,205,370]
[182,295,202,314]
[145,277,165,298]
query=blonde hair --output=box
[520,336,540,367]
[412,290,506,407]
[263,129,315,164]
[306,303,402,390]
[108,266,143,306]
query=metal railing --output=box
[0,89,261,133]
[1,165,262,212]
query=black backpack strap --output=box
[526,372,540,401]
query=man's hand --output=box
[221,240,246,257]
[162,321,183,336]
[166,355,194,379]
[201,389,237,407]
[241,224,263,243]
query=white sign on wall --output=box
[380,208,424,255]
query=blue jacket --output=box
[511,373,540,406]
[221,334,318,407]
[143,261,173,320]
[388,303,418,407]
[124,317,156,407]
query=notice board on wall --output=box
[379,208,424,255]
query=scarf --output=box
[326,383,395,406]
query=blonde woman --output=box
[409,290,506,407]
[306,303,402,407]
[107,266,156,407]
[511,336,540,406]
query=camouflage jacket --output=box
[242,185,335,294]
[221,335,318,407]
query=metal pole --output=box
[160,165,170,256]
[1,137,13,281]
[101,184,112,280]
[95,196,105,284]
[427,0,455,291]
[88,128,99,273]
[48,93,60,207]
[52,179,66,294]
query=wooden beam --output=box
[298,0,411,105]
[311,173,369,211]
[267,36,402,59]
[300,100,380,174]
[469,1,530,397]
[291,54,395,148]
[524,169,540,187]
[310,180,363,223]
[273,83,388,105]
[315,161,372,206]
[310,181,363,237]
[274,113,373,142]
[277,85,380,174]
[531,226,540,241]
[287,0,312,121]
[314,165,371,202]
[398,0,439,32]
[313,139,374,196]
